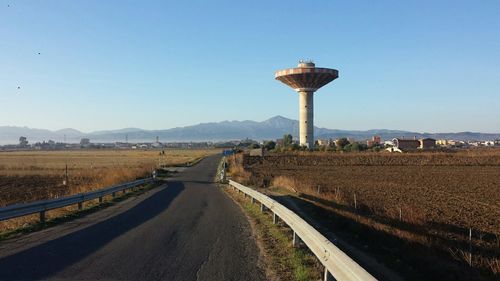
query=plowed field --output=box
[230,149,500,278]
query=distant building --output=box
[115,142,130,149]
[80,138,90,145]
[386,147,403,153]
[437,139,466,147]
[388,137,435,152]
[392,138,420,151]
[419,138,436,149]
[436,139,449,146]
[151,142,162,148]
[384,140,394,147]
[469,141,480,147]
[367,136,381,147]
[484,141,495,147]
[317,139,329,146]
[92,143,115,149]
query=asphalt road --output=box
[0,155,266,281]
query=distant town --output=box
[2,135,499,153]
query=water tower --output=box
[275,61,339,148]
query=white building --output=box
[484,141,495,146]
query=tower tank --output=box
[275,61,339,148]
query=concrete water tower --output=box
[275,61,339,148]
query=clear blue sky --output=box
[1,0,499,133]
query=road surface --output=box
[0,155,265,281]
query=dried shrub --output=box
[271,176,299,193]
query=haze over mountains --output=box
[0,116,499,145]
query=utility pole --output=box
[63,163,68,186]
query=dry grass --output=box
[227,154,252,183]
[0,149,217,174]
[232,149,500,279]
[224,186,322,281]
[271,176,298,193]
[0,149,219,231]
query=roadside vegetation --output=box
[244,134,385,153]
[0,181,162,241]
[224,186,322,281]
[0,149,218,232]
[227,149,500,280]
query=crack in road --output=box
[195,236,222,281]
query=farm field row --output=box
[0,149,219,205]
[228,150,500,279]
[0,149,220,231]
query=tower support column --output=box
[298,91,314,148]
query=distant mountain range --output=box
[1,116,499,145]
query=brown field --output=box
[228,149,500,279]
[0,149,219,232]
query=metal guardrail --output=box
[229,180,377,281]
[0,178,155,223]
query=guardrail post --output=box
[39,211,46,224]
[0,178,164,226]
[112,192,116,198]
[78,196,83,210]
[324,267,334,281]
[293,231,301,247]
[217,180,376,280]
[251,197,255,204]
